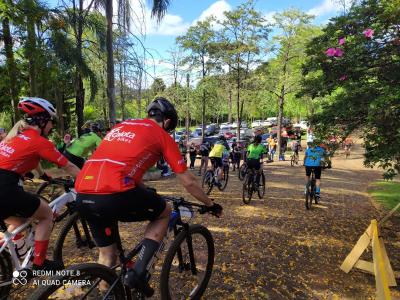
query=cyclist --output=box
[198,140,210,176]
[63,123,103,169]
[209,135,229,187]
[74,97,222,296]
[303,140,326,199]
[343,136,353,155]
[0,97,80,270]
[291,139,301,159]
[246,135,266,186]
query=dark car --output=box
[203,135,220,147]
[205,124,218,136]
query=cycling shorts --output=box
[305,166,322,179]
[210,157,223,168]
[76,187,166,247]
[63,150,85,169]
[246,158,261,171]
[0,169,40,220]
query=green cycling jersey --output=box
[247,143,266,160]
[66,132,102,158]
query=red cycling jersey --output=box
[75,119,187,194]
[0,128,68,175]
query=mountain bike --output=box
[290,152,299,166]
[242,168,265,205]
[31,196,218,300]
[305,169,318,210]
[202,164,229,195]
[0,178,77,299]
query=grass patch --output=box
[368,180,400,210]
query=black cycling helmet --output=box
[146,97,178,133]
[254,135,262,144]
[90,122,102,133]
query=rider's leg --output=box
[315,167,322,196]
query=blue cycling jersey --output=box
[304,146,325,167]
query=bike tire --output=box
[257,172,266,199]
[242,174,253,204]
[305,182,312,210]
[290,156,295,167]
[202,170,214,195]
[30,263,126,300]
[218,165,229,191]
[53,212,97,267]
[0,251,12,299]
[238,164,247,181]
[160,224,214,300]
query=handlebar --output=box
[162,195,221,217]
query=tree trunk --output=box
[185,74,190,146]
[106,0,116,126]
[236,73,241,141]
[119,64,126,120]
[55,90,65,137]
[2,17,20,124]
[75,73,85,136]
[26,1,37,96]
[228,89,232,124]
[276,85,285,159]
[202,89,206,140]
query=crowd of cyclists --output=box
[0,95,353,296]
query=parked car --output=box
[193,127,203,137]
[293,120,308,131]
[223,131,236,139]
[206,124,218,136]
[240,128,253,138]
[251,120,262,128]
[204,135,220,146]
[261,120,272,127]
[266,117,278,126]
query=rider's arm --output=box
[176,171,213,207]
[61,161,80,177]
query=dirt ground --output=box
[10,138,400,299]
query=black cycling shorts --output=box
[0,169,40,220]
[246,158,261,171]
[210,157,223,168]
[305,166,322,179]
[76,187,166,247]
[63,150,85,169]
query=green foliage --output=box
[368,180,400,210]
[303,0,400,178]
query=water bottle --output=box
[13,233,28,258]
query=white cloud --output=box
[194,0,232,24]
[307,0,339,17]
[263,11,276,24]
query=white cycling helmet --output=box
[18,97,57,118]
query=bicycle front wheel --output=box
[242,174,253,204]
[238,164,246,181]
[0,251,12,299]
[202,170,214,195]
[257,172,266,199]
[160,224,214,300]
[290,155,295,167]
[305,183,312,210]
[218,165,229,191]
[53,212,97,267]
[30,263,126,300]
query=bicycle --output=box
[290,152,299,167]
[238,162,248,181]
[344,144,351,159]
[305,169,319,210]
[202,163,229,195]
[242,167,265,205]
[0,178,77,299]
[31,196,218,300]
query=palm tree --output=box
[103,0,171,125]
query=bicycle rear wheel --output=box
[242,174,253,204]
[30,263,126,300]
[257,172,266,199]
[290,155,295,167]
[37,181,70,222]
[160,224,214,300]
[53,212,97,267]
[202,170,214,195]
[239,164,247,181]
[218,165,229,191]
[0,251,12,299]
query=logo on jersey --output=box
[104,127,135,143]
[0,142,15,157]
[18,134,31,141]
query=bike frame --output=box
[0,188,76,272]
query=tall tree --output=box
[177,17,217,139]
[267,9,315,157]
[217,0,269,139]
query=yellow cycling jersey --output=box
[209,143,225,158]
